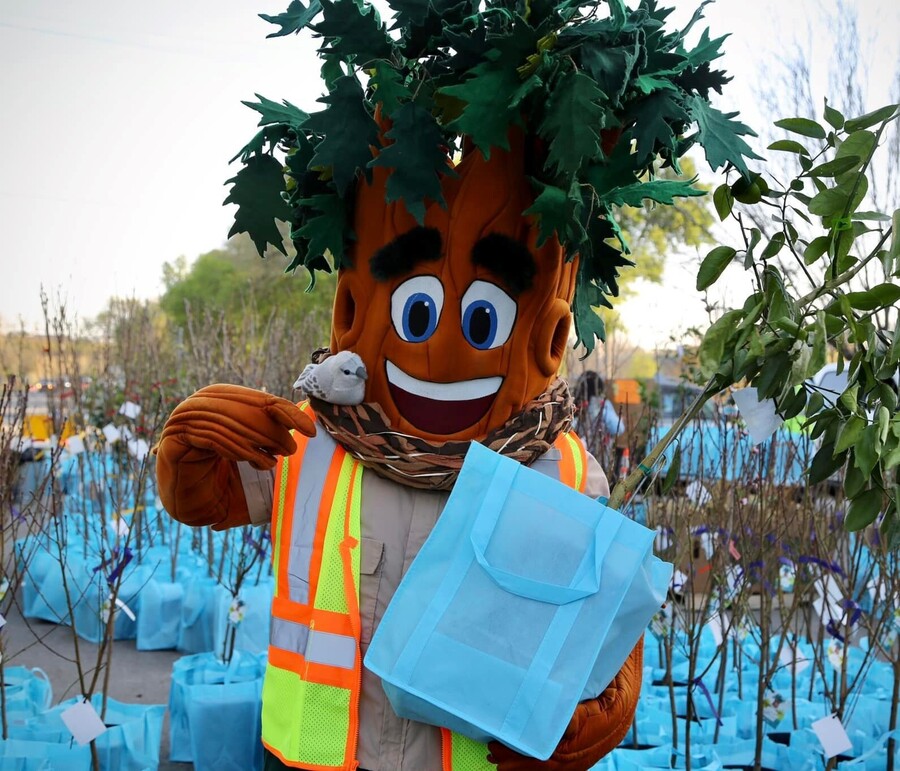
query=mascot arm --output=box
[154,384,315,530]
[487,637,643,771]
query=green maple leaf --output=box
[259,0,322,37]
[385,0,430,27]
[305,76,379,196]
[368,62,409,116]
[539,70,608,176]
[681,27,729,67]
[293,194,350,268]
[242,93,309,128]
[524,179,583,246]
[313,0,393,65]
[369,102,449,224]
[231,125,291,164]
[224,154,291,256]
[439,62,522,156]
[672,62,731,98]
[580,39,639,108]
[626,91,690,165]
[687,95,762,177]
[601,178,705,207]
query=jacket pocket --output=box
[360,537,385,645]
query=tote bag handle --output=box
[469,455,619,606]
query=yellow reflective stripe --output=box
[272,457,290,593]
[315,451,357,615]
[450,732,495,770]
[562,432,586,492]
[348,459,362,596]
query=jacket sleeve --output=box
[583,449,610,501]
[236,462,277,524]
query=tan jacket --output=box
[240,437,609,771]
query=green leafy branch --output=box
[611,101,900,547]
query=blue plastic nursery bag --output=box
[365,441,672,760]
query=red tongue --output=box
[388,382,497,435]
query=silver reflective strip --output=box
[306,629,357,669]
[286,430,338,604]
[270,617,356,670]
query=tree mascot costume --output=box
[156,1,755,768]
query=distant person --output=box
[575,371,624,438]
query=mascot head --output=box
[331,132,576,441]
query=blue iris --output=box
[462,300,498,349]
[402,292,439,342]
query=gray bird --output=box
[293,351,368,405]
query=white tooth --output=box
[386,361,502,401]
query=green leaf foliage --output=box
[293,194,350,269]
[305,75,379,195]
[259,0,322,37]
[540,70,608,176]
[698,308,743,378]
[687,96,762,177]
[844,283,900,311]
[843,103,899,132]
[602,178,704,208]
[767,139,809,155]
[369,102,450,224]
[243,94,309,128]
[696,245,735,290]
[224,154,292,256]
[845,487,883,531]
[312,0,393,64]
[773,117,826,139]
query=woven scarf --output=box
[307,353,574,491]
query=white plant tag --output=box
[0,612,6,629]
[655,526,672,551]
[101,423,120,444]
[707,613,725,645]
[126,438,150,460]
[732,386,783,445]
[114,596,136,622]
[118,401,141,419]
[811,714,852,759]
[64,435,86,455]
[61,699,107,745]
[115,517,130,537]
[685,480,711,506]
[779,645,811,675]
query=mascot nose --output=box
[356,366,368,381]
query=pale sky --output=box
[1,0,898,349]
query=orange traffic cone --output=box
[618,446,631,480]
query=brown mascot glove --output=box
[487,637,644,771]
[154,385,316,530]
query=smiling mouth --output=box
[385,361,502,435]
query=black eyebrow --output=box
[369,227,442,281]
[471,234,536,295]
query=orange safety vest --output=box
[262,402,588,770]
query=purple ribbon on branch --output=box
[107,547,133,586]
[242,531,267,558]
[691,677,723,726]
[93,547,133,587]
[798,555,844,576]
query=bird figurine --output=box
[293,351,368,405]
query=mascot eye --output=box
[460,281,517,350]
[391,276,444,343]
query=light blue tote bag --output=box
[365,441,672,760]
